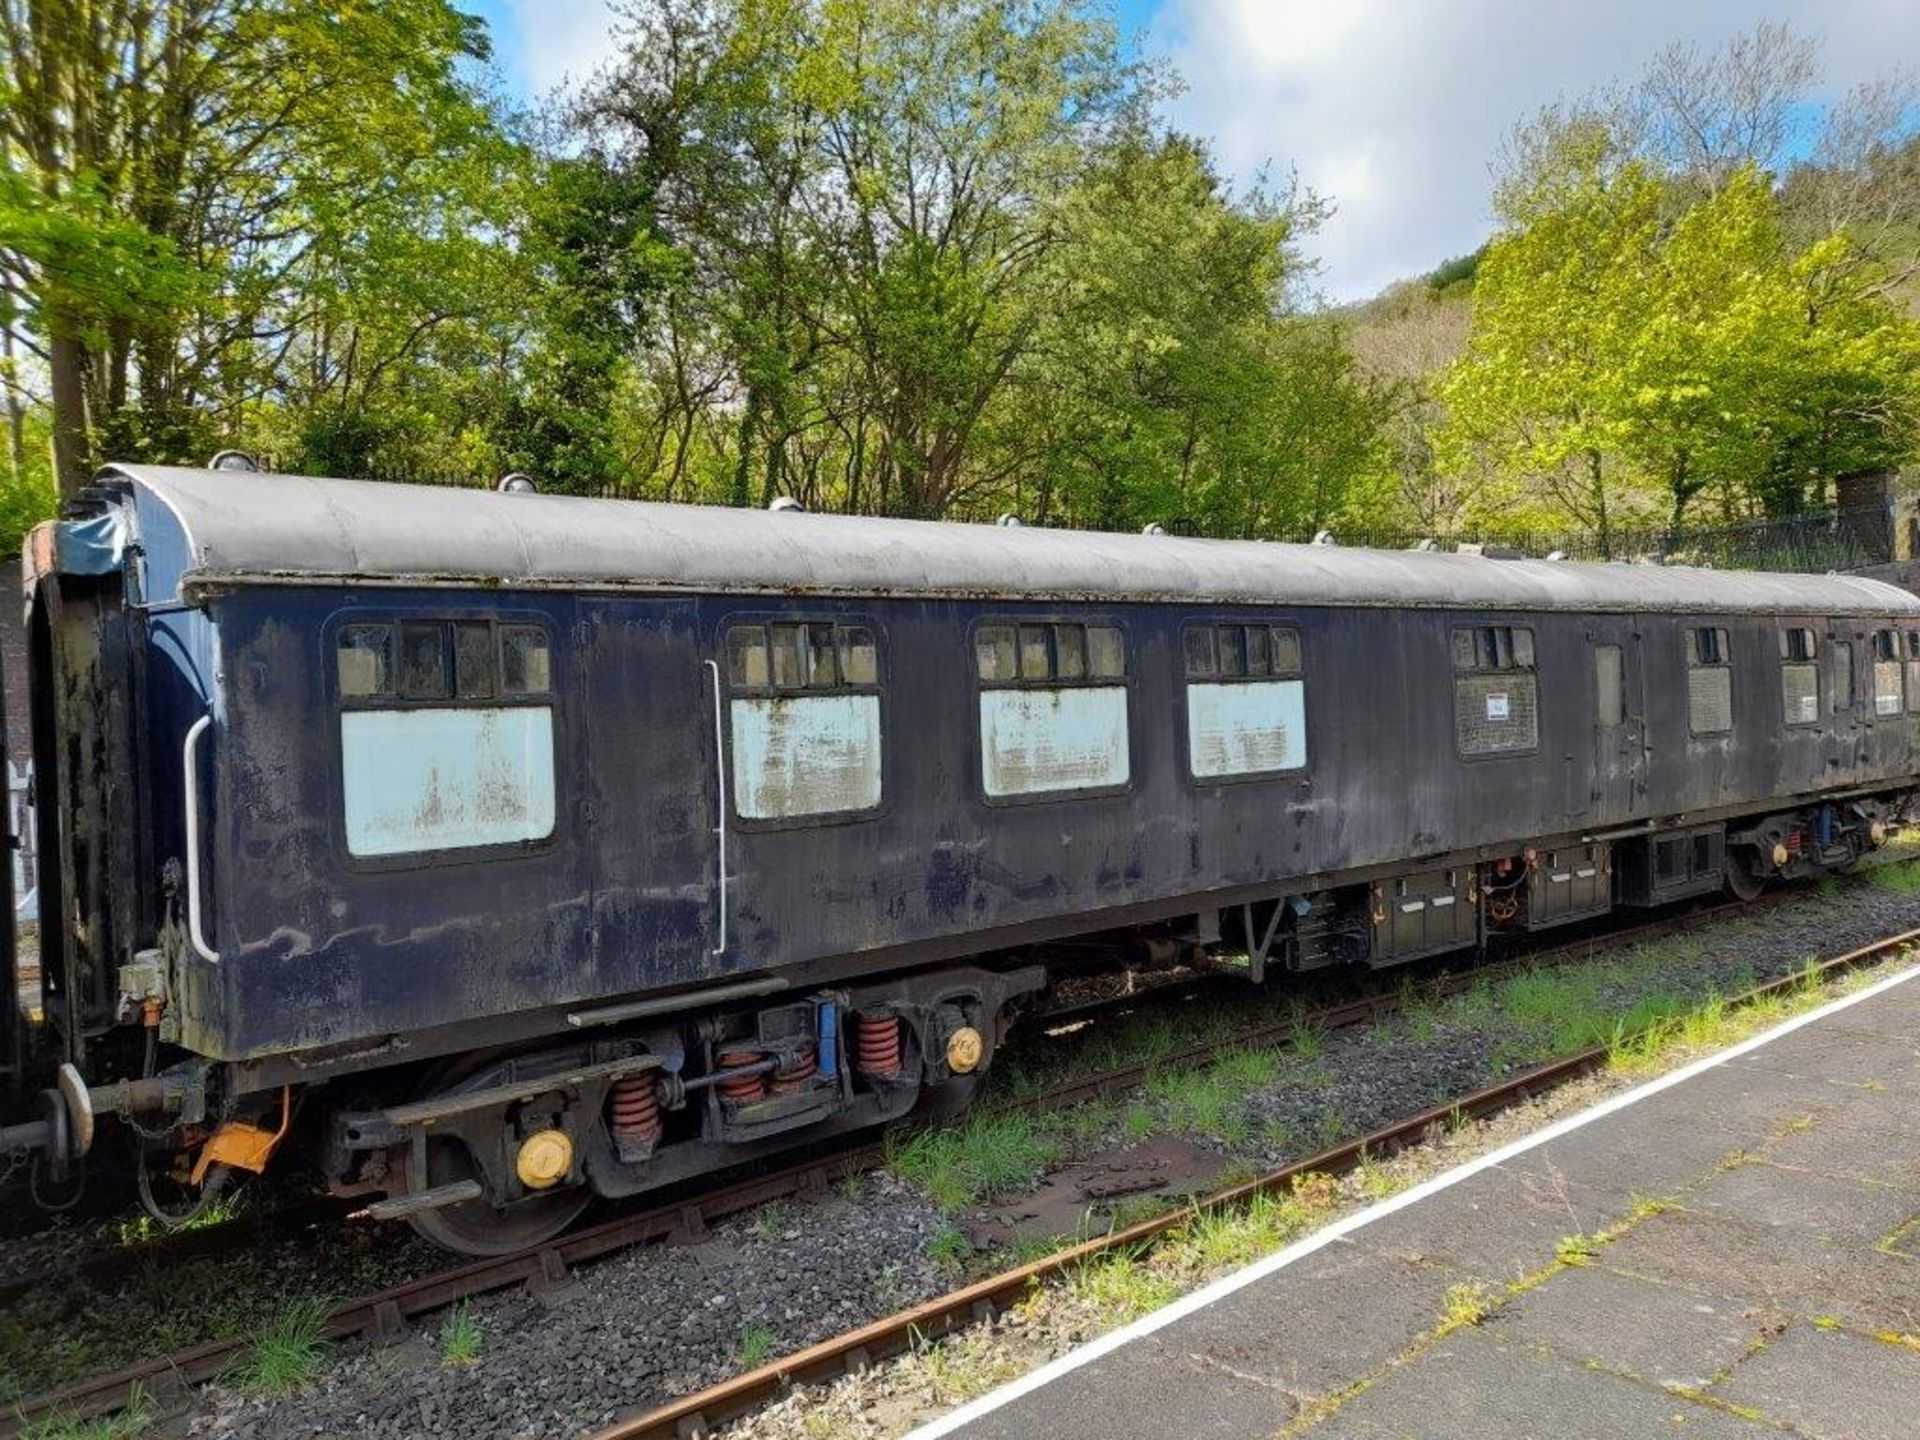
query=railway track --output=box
[0,878,1902,1437]
[591,925,1920,1440]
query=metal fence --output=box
[1307,508,1887,574]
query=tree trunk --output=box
[48,321,90,500]
[1,325,25,484]
[1589,448,1612,559]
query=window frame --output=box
[973,620,1128,691]
[968,615,1135,807]
[1449,623,1540,761]
[719,614,890,831]
[326,609,561,870]
[1179,619,1310,785]
[1684,625,1734,738]
[1869,626,1905,720]
[1778,625,1822,731]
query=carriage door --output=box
[1824,621,1864,780]
[1587,620,1645,824]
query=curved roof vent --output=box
[1411,538,1438,552]
[209,449,260,473]
[1545,550,1569,561]
[997,513,1023,527]
[1312,529,1337,546]
[497,472,539,494]
[768,495,806,513]
[1141,522,1167,536]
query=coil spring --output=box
[855,1014,902,1079]
[608,1074,662,1146]
[769,1046,818,1095]
[716,1049,769,1102]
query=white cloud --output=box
[1153,0,1920,302]
[505,0,620,96]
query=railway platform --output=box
[913,964,1920,1440]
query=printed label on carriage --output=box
[1485,692,1510,720]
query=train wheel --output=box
[398,1051,591,1257]
[916,1073,983,1122]
[1725,850,1766,902]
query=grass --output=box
[927,1226,973,1267]
[1869,859,1920,896]
[735,1325,777,1370]
[439,1303,482,1367]
[114,1188,246,1247]
[16,1387,154,1440]
[221,1296,332,1396]
[1436,1282,1493,1334]
[888,1112,1056,1211]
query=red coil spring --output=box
[608,1074,662,1145]
[716,1049,769,1102]
[855,1014,902,1079]
[770,1046,818,1095]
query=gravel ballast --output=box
[7,862,1920,1438]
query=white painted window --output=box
[725,621,884,819]
[730,694,883,818]
[1182,623,1307,778]
[1872,630,1904,716]
[973,622,1129,798]
[335,618,558,857]
[341,707,556,856]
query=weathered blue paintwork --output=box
[37,467,1920,1075]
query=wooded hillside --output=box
[3,8,1916,557]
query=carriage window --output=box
[1189,625,1303,682]
[724,620,884,820]
[336,617,556,858]
[1183,624,1307,777]
[1452,626,1537,755]
[1906,632,1920,715]
[1686,626,1732,736]
[1833,641,1855,712]
[974,626,1017,684]
[501,626,551,694]
[838,626,879,686]
[1453,625,1532,673]
[454,621,496,699]
[977,623,1126,687]
[975,620,1130,797]
[1872,629,1904,716]
[398,623,451,700]
[1594,645,1624,728]
[337,624,391,697]
[1780,628,1819,727]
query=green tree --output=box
[1,0,530,497]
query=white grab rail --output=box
[704,660,729,957]
[183,714,218,962]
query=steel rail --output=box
[0,885,1900,1436]
[587,925,1920,1440]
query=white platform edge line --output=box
[905,959,1920,1440]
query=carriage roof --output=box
[97,464,1920,618]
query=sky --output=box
[468,0,1919,302]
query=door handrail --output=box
[704,660,728,957]
[183,714,218,962]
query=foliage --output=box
[1440,135,1920,551]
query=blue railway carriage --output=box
[3,465,1916,1253]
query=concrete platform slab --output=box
[1761,1095,1920,1185]
[1689,1157,1918,1239]
[1496,1263,1780,1391]
[942,1332,1298,1440]
[914,966,1920,1440]
[1143,1238,1462,1403]
[1306,1326,1771,1440]
[1712,1320,1920,1440]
